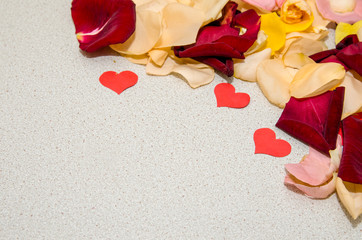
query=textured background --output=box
[0,0,360,239]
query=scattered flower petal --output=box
[276,87,345,155]
[71,0,136,52]
[339,72,362,119]
[335,20,362,44]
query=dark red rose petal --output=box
[336,34,359,50]
[320,55,349,70]
[338,113,362,184]
[71,0,136,52]
[309,49,339,62]
[336,42,362,76]
[176,42,244,58]
[196,57,234,77]
[276,87,345,155]
[196,25,239,45]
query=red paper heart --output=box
[214,83,250,108]
[254,128,291,157]
[99,70,138,94]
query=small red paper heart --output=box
[214,83,250,108]
[254,128,291,157]
[99,70,138,94]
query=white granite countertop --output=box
[0,0,360,239]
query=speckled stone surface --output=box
[0,1,360,239]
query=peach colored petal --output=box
[329,135,343,168]
[146,55,214,88]
[256,59,296,108]
[336,177,362,219]
[110,6,162,55]
[192,0,230,24]
[148,48,170,66]
[339,71,362,120]
[306,0,330,30]
[335,20,362,44]
[155,3,206,48]
[315,0,362,24]
[234,48,272,82]
[290,62,346,98]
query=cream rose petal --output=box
[155,3,205,48]
[148,48,170,66]
[290,62,346,98]
[336,177,362,220]
[256,59,296,108]
[234,48,272,82]
[146,56,214,88]
[110,7,162,55]
[339,71,362,120]
[192,0,230,24]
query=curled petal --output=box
[315,0,362,24]
[71,0,136,52]
[336,177,362,220]
[290,62,346,98]
[146,55,214,88]
[280,0,314,33]
[285,147,335,186]
[234,48,272,82]
[256,59,296,108]
[285,172,337,199]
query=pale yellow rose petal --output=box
[256,59,296,108]
[192,0,230,24]
[282,38,326,68]
[335,20,362,44]
[155,3,205,48]
[336,177,362,220]
[290,62,346,98]
[306,0,330,31]
[234,48,272,82]
[124,54,149,65]
[146,56,214,88]
[339,71,362,119]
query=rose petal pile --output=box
[71,0,362,219]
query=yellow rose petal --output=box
[335,20,362,44]
[290,62,346,98]
[260,13,286,53]
[336,177,362,220]
[280,0,314,33]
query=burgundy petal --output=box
[309,49,339,62]
[338,113,362,184]
[71,0,136,52]
[276,87,345,155]
[215,35,257,53]
[176,42,243,59]
[196,25,239,45]
[336,34,359,50]
[336,42,362,76]
[195,57,234,77]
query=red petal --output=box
[336,34,359,50]
[71,0,136,52]
[176,42,243,58]
[336,42,362,76]
[276,87,345,155]
[309,49,339,62]
[196,25,239,45]
[320,55,349,70]
[338,113,362,184]
[195,57,234,77]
